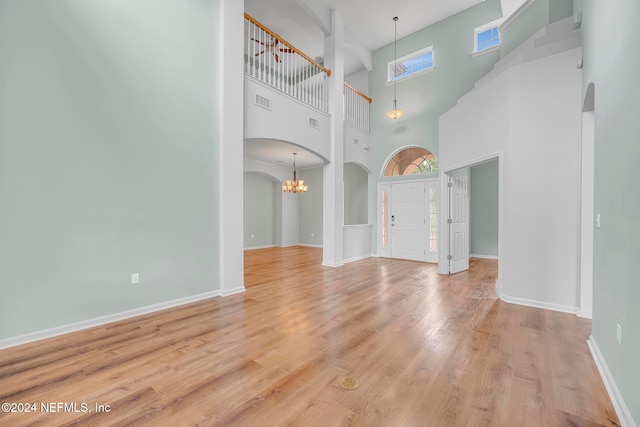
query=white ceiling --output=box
[243,0,526,168]
[245,139,325,169]
[245,0,489,77]
[320,0,485,51]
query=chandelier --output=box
[283,153,308,193]
[386,16,404,120]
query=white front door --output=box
[391,182,425,261]
[378,180,438,262]
[450,173,469,273]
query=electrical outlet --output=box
[596,213,601,229]
[131,273,140,285]
[616,324,622,346]
[311,233,314,237]
[251,234,254,239]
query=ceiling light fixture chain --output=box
[387,16,404,120]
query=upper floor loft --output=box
[244,13,372,133]
[243,12,374,172]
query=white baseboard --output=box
[322,261,345,268]
[0,290,221,350]
[470,253,499,260]
[588,336,637,427]
[576,308,593,319]
[343,254,372,264]
[299,243,323,248]
[499,293,578,314]
[244,244,276,250]
[220,286,246,297]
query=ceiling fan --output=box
[251,36,294,63]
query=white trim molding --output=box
[588,336,637,427]
[499,293,578,315]
[471,44,500,57]
[576,308,593,319]
[220,287,246,297]
[244,244,277,251]
[0,291,221,350]
[473,17,504,55]
[343,254,372,264]
[470,254,499,260]
[322,261,345,268]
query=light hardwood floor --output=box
[0,247,619,426]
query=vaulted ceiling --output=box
[245,0,526,75]
[243,0,526,168]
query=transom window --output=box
[384,147,439,177]
[387,46,434,82]
[474,20,502,54]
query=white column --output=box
[219,0,245,295]
[578,111,595,318]
[322,10,345,267]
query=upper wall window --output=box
[387,46,434,83]
[474,21,501,54]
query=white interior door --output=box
[391,182,426,261]
[450,173,469,273]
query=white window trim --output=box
[387,45,434,83]
[473,18,504,54]
[471,44,500,57]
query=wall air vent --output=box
[255,94,272,110]
[308,117,320,129]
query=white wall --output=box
[345,69,369,95]
[219,0,245,296]
[244,77,331,161]
[344,225,372,262]
[440,47,582,312]
[344,124,373,172]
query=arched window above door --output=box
[383,147,439,177]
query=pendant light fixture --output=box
[386,16,404,120]
[283,153,308,193]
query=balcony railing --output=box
[344,82,372,133]
[244,13,372,133]
[244,13,331,112]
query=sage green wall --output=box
[344,163,368,225]
[581,0,640,423]
[244,174,276,248]
[369,0,503,253]
[370,0,502,167]
[0,0,221,339]
[470,160,499,257]
[298,167,323,246]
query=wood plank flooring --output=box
[0,247,619,426]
